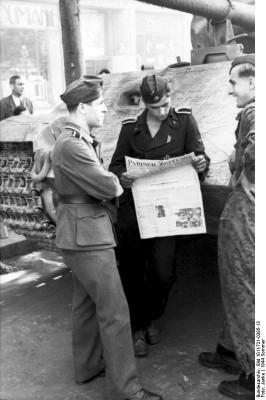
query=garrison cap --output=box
[60,75,103,106]
[229,54,255,73]
[140,75,172,104]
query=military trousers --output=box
[218,312,236,353]
[218,187,255,376]
[62,248,141,400]
[116,194,177,331]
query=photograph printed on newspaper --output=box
[126,153,206,239]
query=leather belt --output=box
[59,194,103,205]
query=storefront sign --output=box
[0,1,58,28]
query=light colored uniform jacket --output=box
[52,122,123,251]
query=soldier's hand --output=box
[191,155,207,173]
[120,172,135,189]
[30,147,53,182]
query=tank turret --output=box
[137,0,255,63]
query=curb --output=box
[0,230,41,260]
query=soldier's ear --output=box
[249,77,255,91]
[78,103,86,114]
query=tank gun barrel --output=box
[136,0,255,32]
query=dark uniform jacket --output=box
[109,107,210,202]
[52,122,123,251]
[0,95,33,121]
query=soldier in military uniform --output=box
[109,74,210,357]
[52,76,163,400]
[198,54,255,400]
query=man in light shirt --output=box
[0,75,33,120]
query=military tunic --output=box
[218,99,255,377]
[109,107,210,331]
[52,122,141,399]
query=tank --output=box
[0,0,255,250]
[190,0,255,56]
[137,0,255,64]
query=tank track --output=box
[0,142,57,251]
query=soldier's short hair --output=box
[13,105,27,115]
[9,75,21,85]
[230,54,255,77]
[237,64,255,78]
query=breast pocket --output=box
[76,205,115,247]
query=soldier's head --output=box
[13,105,29,116]
[140,75,172,121]
[60,75,108,129]
[10,75,24,97]
[228,54,255,108]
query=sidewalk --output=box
[0,228,41,261]
[0,235,231,400]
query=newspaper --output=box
[126,153,206,239]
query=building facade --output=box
[0,0,192,111]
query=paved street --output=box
[1,237,236,400]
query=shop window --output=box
[0,28,49,106]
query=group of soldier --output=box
[0,53,255,400]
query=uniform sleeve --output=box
[60,138,123,200]
[243,132,255,184]
[241,106,255,185]
[185,114,211,174]
[108,125,133,179]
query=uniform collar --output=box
[64,121,94,144]
[134,107,176,134]
[235,97,255,121]
[133,109,147,134]
[169,107,179,120]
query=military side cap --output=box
[230,54,255,73]
[140,75,172,104]
[60,75,103,106]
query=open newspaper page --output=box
[126,153,206,239]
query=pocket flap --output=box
[77,206,105,220]
[76,205,115,247]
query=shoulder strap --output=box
[175,106,192,115]
[121,116,137,125]
[65,125,83,139]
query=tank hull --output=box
[0,62,237,248]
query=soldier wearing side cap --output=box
[198,54,255,399]
[52,76,163,400]
[109,74,210,357]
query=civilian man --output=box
[0,75,33,120]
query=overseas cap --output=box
[140,75,172,104]
[229,54,255,73]
[60,75,103,106]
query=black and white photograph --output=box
[0,1,260,400]
[175,208,203,228]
